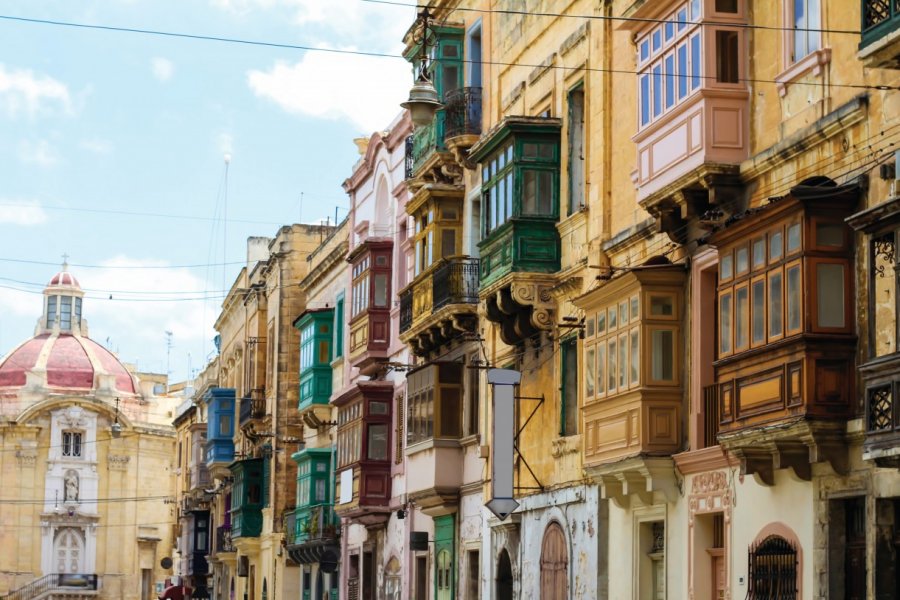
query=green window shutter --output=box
[335,295,344,358]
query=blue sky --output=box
[0,0,412,382]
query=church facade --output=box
[0,268,177,600]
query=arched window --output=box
[62,431,83,458]
[540,522,568,600]
[748,535,798,599]
[261,579,267,600]
[436,549,452,599]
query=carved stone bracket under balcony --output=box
[482,273,557,346]
[588,457,678,509]
[718,418,849,486]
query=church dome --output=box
[0,266,137,396]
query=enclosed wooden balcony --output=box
[860,0,900,68]
[575,264,685,507]
[347,240,392,375]
[405,362,465,516]
[332,381,393,525]
[399,257,479,357]
[710,179,860,485]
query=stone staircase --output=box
[1,574,100,600]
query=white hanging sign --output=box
[485,368,520,521]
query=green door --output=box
[433,514,455,600]
[436,549,452,600]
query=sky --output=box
[0,0,413,383]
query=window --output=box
[62,431,83,458]
[466,354,481,436]
[351,256,370,317]
[637,2,706,128]
[790,0,821,63]
[715,30,739,83]
[561,338,578,436]
[481,133,559,238]
[60,296,72,331]
[567,86,585,215]
[651,329,675,381]
[747,535,798,599]
[337,401,362,468]
[411,200,461,275]
[816,262,845,328]
[334,295,344,359]
[407,362,463,446]
[46,295,57,328]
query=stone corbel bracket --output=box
[591,457,678,509]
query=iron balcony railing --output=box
[215,525,235,553]
[867,384,895,432]
[404,135,414,180]
[861,0,900,48]
[433,257,480,310]
[399,288,413,333]
[239,388,266,426]
[0,574,100,600]
[703,384,720,448]
[443,87,483,139]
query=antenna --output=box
[165,331,173,393]
[222,153,231,294]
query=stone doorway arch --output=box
[496,549,513,600]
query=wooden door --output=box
[54,527,84,574]
[540,522,568,600]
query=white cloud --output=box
[19,139,60,167]
[0,64,73,118]
[211,0,411,51]
[0,199,48,226]
[151,57,174,82]
[80,138,114,154]
[247,49,409,132]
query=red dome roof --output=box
[0,333,135,394]
[48,271,80,288]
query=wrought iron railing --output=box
[283,509,297,546]
[444,87,483,139]
[0,574,100,600]
[862,0,900,46]
[703,384,720,448]
[408,114,447,176]
[215,525,235,553]
[293,504,339,545]
[399,288,413,333]
[404,135,414,180]
[433,257,480,309]
[239,388,266,425]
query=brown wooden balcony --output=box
[860,0,900,68]
[399,257,479,358]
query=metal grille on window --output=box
[863,0,893,30]
[868,385,894,432]
[748,535,798,599]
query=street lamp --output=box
[111,396,122,438]
[401,7,442,129]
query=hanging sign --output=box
[485,368,520,521]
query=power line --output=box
[0,256,247,270]
[0,202,285,226]
[0,13,897,92]
[0,494,174,505]
[361,0,863,35]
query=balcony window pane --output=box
[586,348,595,397]
[690,0,701,19]
[620,300,629,323]
[618,333,627,389]
[817,263,845,328]
[677,9,687,31]
[608,338,617,392]
[770,231,783,261]
[497,178,506,223]
[374,273,388,308]
[651,329,675,381]
[752,239,766,269]
[736,247,749,274]
[735,286,749,349]
[719,293,733,354]
[787,223,801,253]
[597,343,606,394]
[440,386,461,438]
[586,317,595,338]
[816,222,844,247]
[721,254,733,280]
[640,40,650,62]
[441,229,456,259]
[650,295,674,317]
[368,424,388,461]
[505,173,513,220]
[609,305,618,330]
[690,34,701,90]
[652,29,661,53]
[631,296,640,320]
[664,54,675,109]
[315,479,326,502]
[630,329,640,385]
[522,170,553,215]
[652,65,663,118]
[716,0,738,12]
[664,21,674,42]
[677,44,688,99]
[640,74,651,126]
[598,310,606,334]
[769,272,783,338]
[752,280,765,344]
[787,265,801,331]
[715,30,739,83]
[218,414,232,437]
